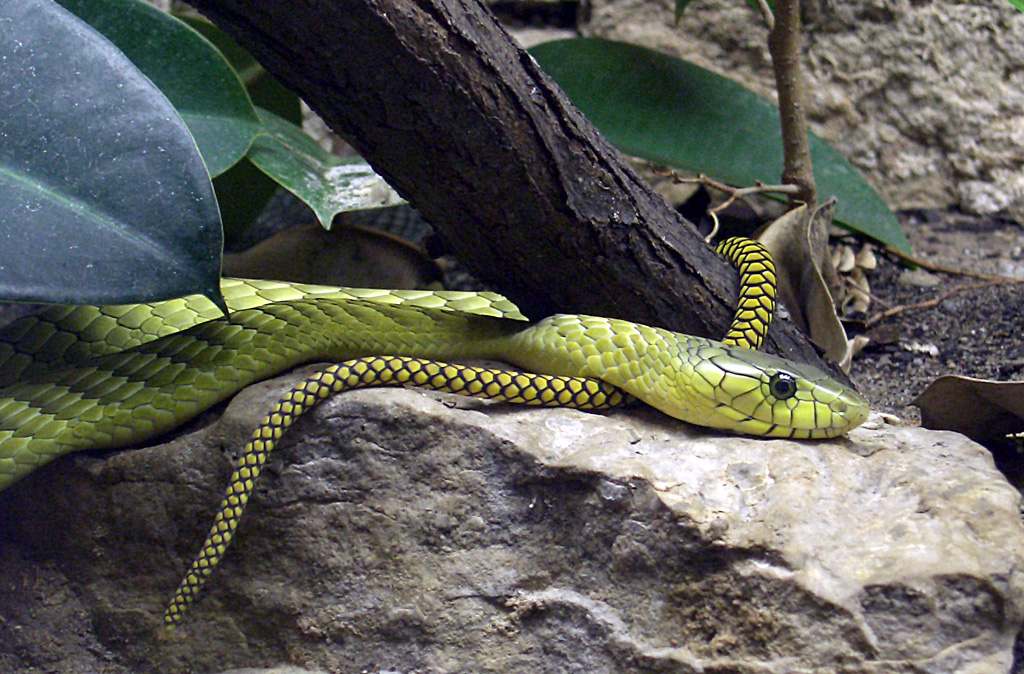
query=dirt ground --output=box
[845,209,1024,487]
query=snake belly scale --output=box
[0,238,869,630]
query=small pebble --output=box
[897,269,941,288]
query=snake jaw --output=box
[621,334,870,439]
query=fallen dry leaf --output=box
[758,199,853,369]
[223,221,441,289]
[912,375,1024,444]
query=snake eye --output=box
[768,372,797,400]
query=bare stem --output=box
[767,0,817,207]
[755,0,775,30]
[865,279,1024,329]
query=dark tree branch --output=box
[186,0,837,372]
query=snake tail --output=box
[715,237,777,350]
[162,356,633,628]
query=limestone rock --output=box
[584,0,1024,222]
[0,370,1022,673]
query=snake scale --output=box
[0,238,868,630]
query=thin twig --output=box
[864,279,1024,328]
[663,171,801,214]
[884,244,1024,283]
[704,211,721,243]
[839,274,893,311]
[708,182,800,214]
[755,0,775,30]
[864,245,1024,326]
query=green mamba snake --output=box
[0,237,868,629]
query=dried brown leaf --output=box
[759,199,853,369]
[912,375,1024,444]
[223,222,440,289]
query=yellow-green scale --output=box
[0,298,533,488]
[498,315,861,439]
[161,353,633,627]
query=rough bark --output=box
[186,0,836,371]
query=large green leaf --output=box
[0,0,223,307]
[57,0,259,177]
[530,38,910,253]
[247,108,404,230]
[180,14,304,244]
[178,14,301,125]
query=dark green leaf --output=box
[57,0,259,177]
[247,108,403,229]
[179,14,303,243]
[530,38,910,253]
[1008,0,1024,11]
[214,158,285,248]
[178,14,301,124]
[0,0,223,308]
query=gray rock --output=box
[216,663,327,667]
[0,370,1021,673]
[959,180,1015,217]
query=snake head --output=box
[507,315,868,439]
[650,336,870,439]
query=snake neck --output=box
[495,313,683,398]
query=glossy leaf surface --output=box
[530,38,910,252]
[58,0,259,177]
[0,0,223,307]
[247,109,403,230]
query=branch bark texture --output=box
[187,0,834,370]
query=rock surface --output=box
[583,0,1024,222]
[1,370,1022,673]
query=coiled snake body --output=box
[0,238,868,628]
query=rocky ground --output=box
[847,209,1024,487]
[846,208,1024,670]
